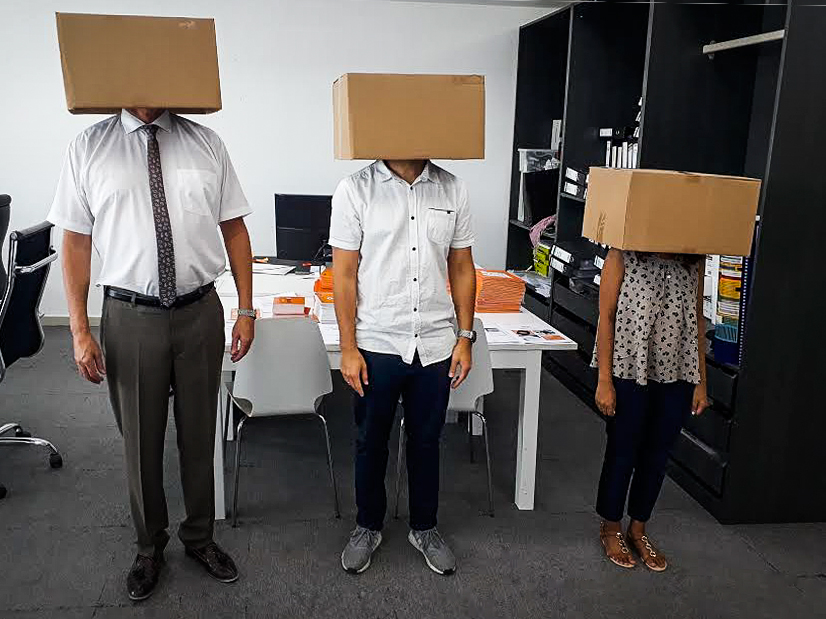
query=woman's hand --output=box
[692,383,710,416]
[595,378,616,417]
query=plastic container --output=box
[713,324,739,366]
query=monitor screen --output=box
[274,194,332,261]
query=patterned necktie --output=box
[142,124,177,307]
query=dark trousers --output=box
[101,289,225,556]
[355,350,452,532]
[596,378,694,523]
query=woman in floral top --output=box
[592,250,709,571]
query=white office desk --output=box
[212,271,577,519]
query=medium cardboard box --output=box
[333,73,485,160]
[582,168,761,256]
[56,13,222,114]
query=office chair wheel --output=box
[0,485,6,499]
[15,428,31,438]
[49,453,63,469]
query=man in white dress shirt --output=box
[330,159,477,575]
[49,108,254,601]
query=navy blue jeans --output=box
[354,350,452,532]
[596,378,694,523]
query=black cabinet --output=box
[508,1,826,523]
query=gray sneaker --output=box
[408,528,456,575]
[341,526,382,574]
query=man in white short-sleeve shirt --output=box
[330,159,477,576]
[49,108,254,600]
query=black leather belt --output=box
[104,282,214,309]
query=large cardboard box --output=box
[56,13,221,114]
[333,73,485,160]
[582,168,761,255]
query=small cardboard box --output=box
[582,168,761,256]
[56,13,222,114]
[333,73,485,160]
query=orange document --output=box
[314,267,334,293]
[273,296,306,316]
[474,269,525,313]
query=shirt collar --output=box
[375,160,440,185]
[120,109,173,134]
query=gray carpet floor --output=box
[1,326,824,618]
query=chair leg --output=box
[315,413,340,519]
[472,412,494,517]
[231,416,247,528]
[0,436,61,457]
[393,417,406,520]
[222,392,232,468]
[467,413,475,464]
[0,423,23,437]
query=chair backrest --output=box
[448,317,494,412]
[0,221,56,382]
[232,317,333,416]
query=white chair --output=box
[225,317,339,527]
[393,318,495,517]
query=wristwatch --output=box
[457,329,477,343]
[237,309,257,319]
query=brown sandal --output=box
[599,522,635,569]
[626,534,668,572]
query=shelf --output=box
[509,219,557,241]
[560,192,585,203]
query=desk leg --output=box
[213,371,231,521]
[515,350,542,510]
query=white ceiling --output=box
[383,0,571,7]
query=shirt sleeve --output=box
[328,178,362,251]
[216,137,252,223]
[47,140,94,235]
[450,180,475,249]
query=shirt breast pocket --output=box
[426,208,456,246]
[177,169,218,218]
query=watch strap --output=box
[237,308,257,319]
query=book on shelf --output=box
[563,181,587,199]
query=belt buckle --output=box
[130,292,137,306]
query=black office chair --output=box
[0,213,63,499]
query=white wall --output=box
[0,0,548,317]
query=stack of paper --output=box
[475,269,525,313]
[312,291,337,323]
[314,267,334,294]
[273,295,306,316]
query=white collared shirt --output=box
[329,160,475,366]
[48,109,251,296]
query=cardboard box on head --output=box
[333,73,485,160]
[56,13,222,114]
[582,168,761,256]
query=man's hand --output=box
[692,383,710,416]
[449,338,473,389]
[595,378,616,417]
[73,331,106,384]
[230,316,255,362]
[341,348,368,397]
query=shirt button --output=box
[411,216,415,220]
[412,247,417,251]
[415,334,419,338]
[414,308,418,312]
[413,278,417,282]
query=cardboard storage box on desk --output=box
[582,168,761,256]
[56,13,221,114]
[333,73,485,160]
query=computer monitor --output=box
[274,194,332,261]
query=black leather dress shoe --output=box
[127,553,164,602]
[185,542,239,583]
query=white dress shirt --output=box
[48,110,251,296]
[329,160,475,366]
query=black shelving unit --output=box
[508,1,826,524]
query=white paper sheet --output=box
[252,264,295,276]
[482,326,523,345]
